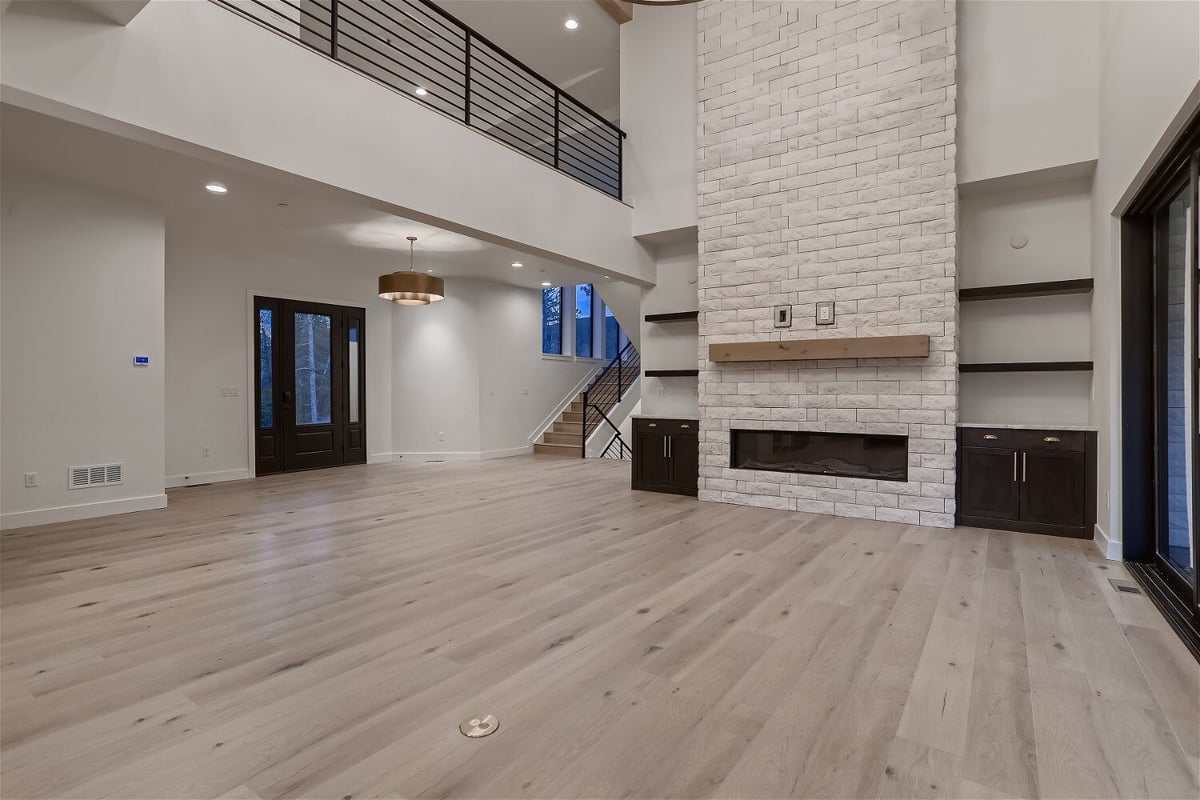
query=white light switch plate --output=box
[816,301,835,325]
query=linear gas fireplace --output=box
[730,429,908,482]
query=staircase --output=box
[534,343,640,457]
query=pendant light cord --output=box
[408,236,417,273]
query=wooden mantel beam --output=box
[595,0,634,24]
[709,335,931,363]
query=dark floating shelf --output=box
[959,278,1093,302]
[645,369,700,378]
[644,311,700,323]
[960,361,1094,373]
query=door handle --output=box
[1022,452,1027,482]
[282,389,293,406]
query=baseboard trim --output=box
[1,493,168,530]
[165,469,250,489]
[1093,523,1122,560]
[368,452,399,464]
[394,447,531,463]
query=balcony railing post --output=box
[463,30,472,126]
[581,390,588,458]
[329,0,338,59]
[553,92,561,170]
[617,133,624,201]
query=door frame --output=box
[245,290,370,478]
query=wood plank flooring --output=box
[1,456,1196,799]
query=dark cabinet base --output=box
[956,427,1097,539]
[632,418,699,497]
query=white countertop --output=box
[633,414,699,421]
[959,422,1099,432]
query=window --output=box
[542,286,563,355]
[575,284,594,358]
[605,304,620,360]
[258,308,273,429]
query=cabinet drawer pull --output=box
[680,424,691,429]
[1013,452,1018,482]
[1043,436,1060,443]
[984,434,999,441]
[648,423,657,428]
[1022,452,1027,482]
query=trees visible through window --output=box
[542,286,563,354]
[575,284,593,358]
[258,308,274,429]
[293,312,333,425]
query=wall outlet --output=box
[201,446,211,458]
[816,301,835,325]
[24,472,37,488]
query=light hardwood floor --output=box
[1,456,1197,799]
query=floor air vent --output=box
[1108,578,1143,595]
[69,463,124,489]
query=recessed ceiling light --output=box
[564,18,579,30]
[415,86,428,97]
[541,281,553,287]
[205,182,228,194]
[511,261,524,268]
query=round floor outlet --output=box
[459,714,499,738]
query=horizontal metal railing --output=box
[212,0,625,199]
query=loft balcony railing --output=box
[213,0,625,199]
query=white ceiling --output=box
[0,105,609,290]
[436,0,621,122]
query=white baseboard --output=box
[165,468,250,489]
[1,493,168,530]
[368,452,399,464]
[393,446,531,463]
[1094,523,1122,561]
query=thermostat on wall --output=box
[132,355,150,367]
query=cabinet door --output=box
[636,432,671,487]
[668,434,698,492]
[1021,449,1086,527]
[961,446,1020,521]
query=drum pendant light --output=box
[379,236,445,306]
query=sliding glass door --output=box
[1125,119,1200,656]
[1157,182,1195,587]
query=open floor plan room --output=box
[2,458,1196,799]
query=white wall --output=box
[392,278,597,459]
[959,176,1094,425]
[1,170,166,527]
[0,0,654,284]
[621,3,698,237]
[640,238,698,418]
[1091,0,1200,554]
[958,0,1100,184]
[165,237,394,484]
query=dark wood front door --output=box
[255,297,366,475]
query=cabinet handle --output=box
[681,424,691,429]
[1022,452,1027,482]
[1013,452,1018,482]
[1043,436,1060,443]
[663,437,668,458]
[984,434,998,441]
[648,423,657,428]
[667,436,672,458]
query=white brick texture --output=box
[697,0,958,528]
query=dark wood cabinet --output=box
[957,427,1097,539]
[632,418,698,496]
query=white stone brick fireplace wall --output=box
[696,0,958,527]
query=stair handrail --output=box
[581,399,631,461]
[581,342,639,457]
